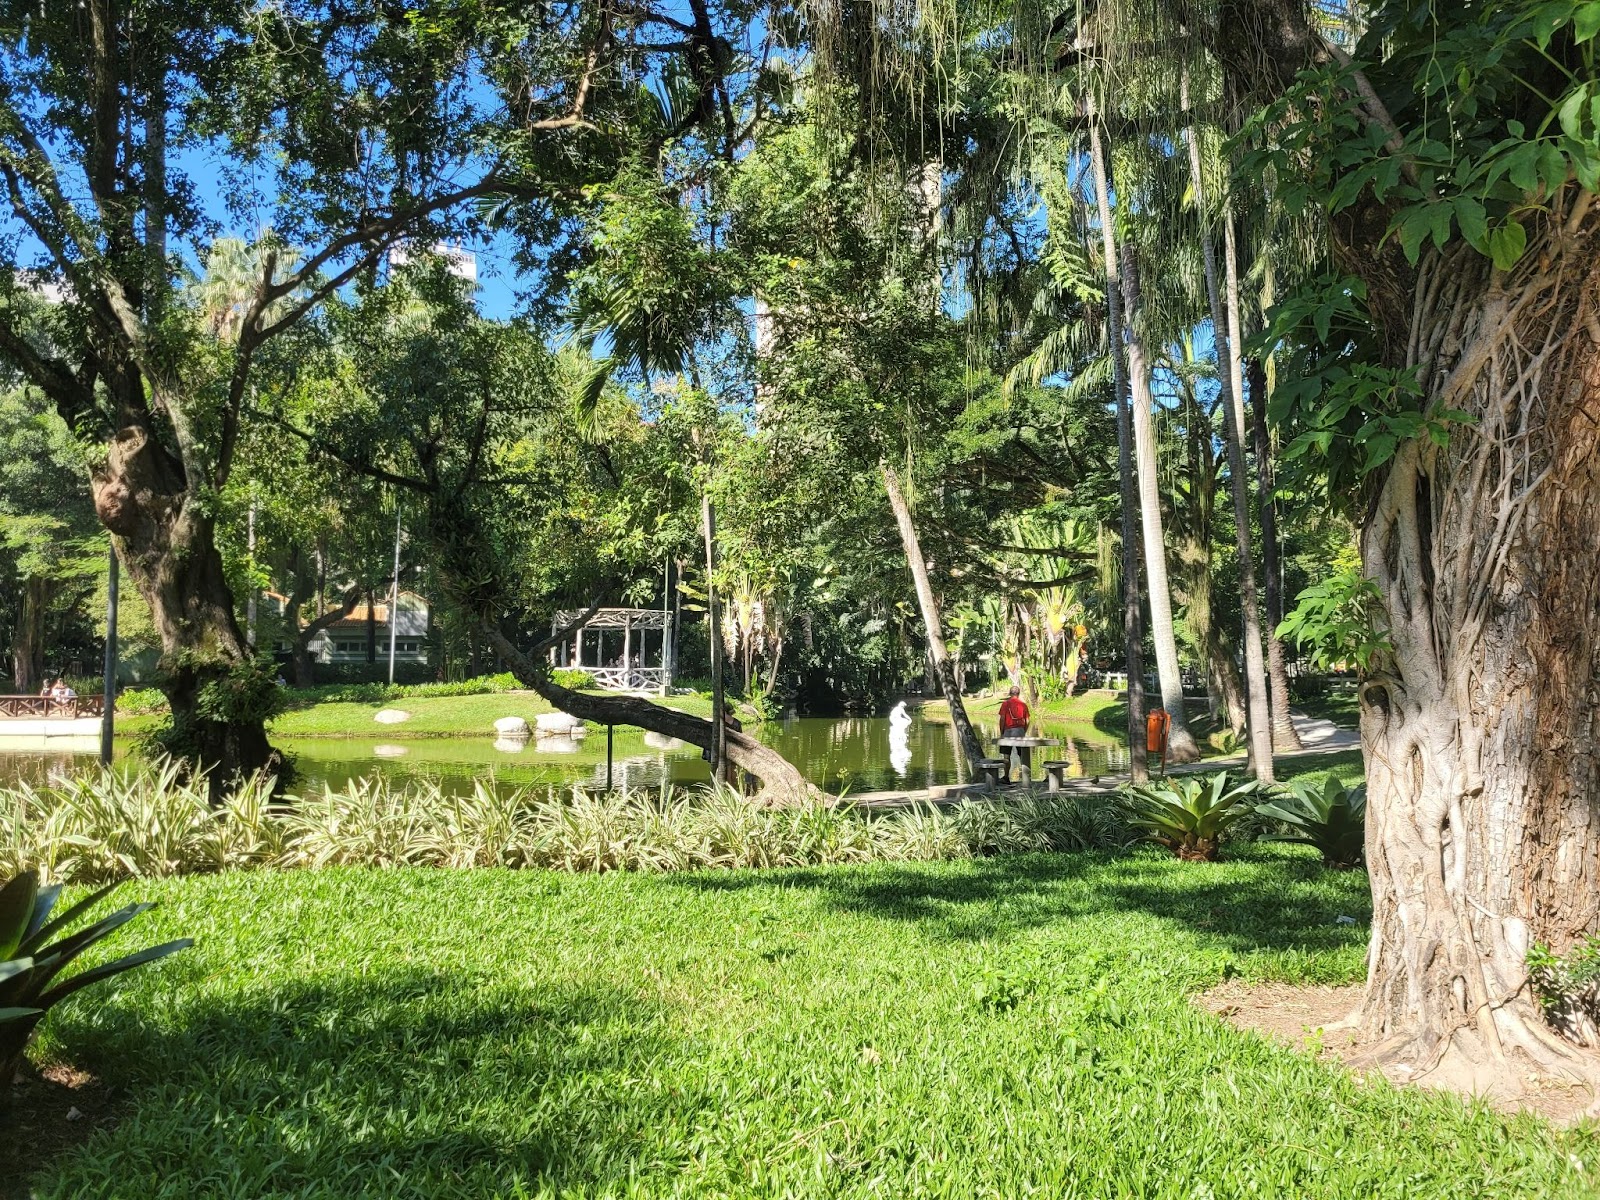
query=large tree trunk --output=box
[1351,248,1600,1094]
[880,461,985,770]
[1087,101,1148,781]
[11,577,49,694]
[91,427,275,795]
[1248,357,1303,751]
[1122,246,1201,763]
[482,626,819,807]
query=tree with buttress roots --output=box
[1211,0,1600,1098]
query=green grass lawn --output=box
[119,690,716,740]
[27,846,1595,1198]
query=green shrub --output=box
[1,870,191,1086]
[0,765,1130,883]
[1121,771,1259,862]
[551,668,594,690]
[116,687,169,715]
[283,672,519,706]
[1528,936,1600,1045]
[1256,776,1367,869]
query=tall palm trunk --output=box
[1121,244,1200,763]
[1183,116,1274,782]
[1086,100,1148,781]
[881,461,984,771]
[1248,356,1302,750]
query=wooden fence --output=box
[0,695,106,719]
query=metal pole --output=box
[606,724,614,791]
[100,544,118,766]
[387,502,402,684]
[703,492,724,781]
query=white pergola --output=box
[551,608,672,692]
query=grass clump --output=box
[0,765,1130,884]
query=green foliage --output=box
[551,668,595,690]
[1528,936,1600,1027]
[1278,567,1393,675]
[1257,776,1368,870]
[0,870,190,1086]
[116,688,170,716]
[0,765,1132,884]
[194,656,287,727]
[1121,771,1260,862]
[287,673,521,706]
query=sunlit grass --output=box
[25,846,1597,1199]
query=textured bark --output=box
[10,577,49,694]
[1248,356,1303,751]
[1122,246,1200,763]
[1351,244,1600,1091]
[92,426,275,795]
[484,626,820,806]
[1087,99,1148,781]
[881,462,985,769]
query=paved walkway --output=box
[850,710,1360,809]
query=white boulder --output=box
[493,736,528,754]
[373,708,411,725]
[642,731,684,751]
[535,711,585,737]
[493,716,532,737]
[538,733,581,754]
[373,743,409,758]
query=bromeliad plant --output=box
[1,871,192,1088]
[1256,776,1367,870]
[1122,771,1259,862]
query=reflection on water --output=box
[0,711,1125,797]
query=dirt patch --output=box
[1198,980,1597,1125]
[1,1061,119,1199]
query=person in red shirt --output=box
[998,685,1030,738]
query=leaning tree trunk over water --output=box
[483,626,819,807]
[1122,246,1200,763]
[1351,243,1600,1093]
[92,427,275,796]
[880,461,985,771]
[1087,99,1148,781]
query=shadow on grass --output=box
[36,972,703,1198]
[674,847,1371,955]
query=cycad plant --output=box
[1122,771,1259,862]
[1,871,191,1089]
[1256,776,1367,869]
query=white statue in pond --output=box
[888,701,912,777]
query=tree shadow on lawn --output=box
[36,970,709,1198]
[675,849,1371,958]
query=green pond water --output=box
[0,714,1126,796]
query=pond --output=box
[0,713,1127,797]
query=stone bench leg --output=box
[1041,761,1072,793]
[977,759,1007,789]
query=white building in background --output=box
[309,592,432,664]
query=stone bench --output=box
[1041,760,1076,792]
[976,758,1008,789]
